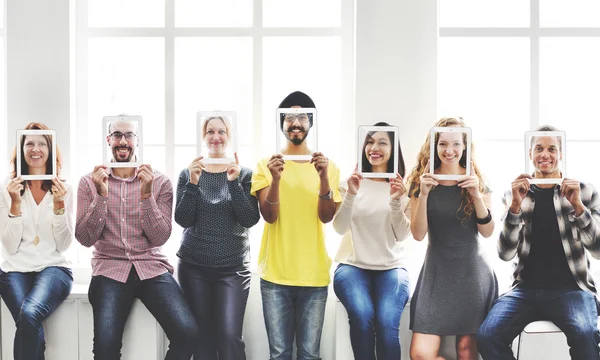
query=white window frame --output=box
[0,0,6,180]
[72,0,355,267]
[439,0,600,135]
[438,0,600,288]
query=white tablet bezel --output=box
[102,116,143,168]
[525,130,566,185]
[275,107,318,161]
[16,129,57,180]
[196,111,238,165]
[429,126,471,180]
[357,125,399,178]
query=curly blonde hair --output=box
[406,117,489,222]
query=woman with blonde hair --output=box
[174,115,260,360]
[407,117,497,360]
[0,122,73,360]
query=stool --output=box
[515,321,569,359]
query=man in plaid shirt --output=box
[477,126,600,360]
[75,118,199,359]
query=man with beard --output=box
[75,118,199,360]
[251,91,342,360]
[477,125,600,360]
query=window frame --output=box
[72,0,355,267]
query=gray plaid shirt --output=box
[499,182,600,294]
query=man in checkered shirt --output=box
[75,118,199,359]
[477,125,600,360]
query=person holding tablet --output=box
[0,122,73,360]
[332,121,411,359]
[174,115,260,360]
[251,91,342,360]
[477,125,600,360]
[75,117,199,360]
[407,117,497,360]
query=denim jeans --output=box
[88,268,200,360]
[0,266,73,360]
[260,278,328,360]
[177,261,251,360]
[333,264,409,360]
[477,284,600,360]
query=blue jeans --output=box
[260,278,328,360]
[333,264,409,360]
[0,266,73,360]
[477,284,600,360]
[177,261,251,360]
[88,268,200,360]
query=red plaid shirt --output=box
[75,168,174,283]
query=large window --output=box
[439,0,600,291]
[73,0,354,267]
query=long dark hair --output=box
[9,122,62,195]
[360,121,406,180]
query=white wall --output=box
[6,0,71,179]
[355,0,437,169]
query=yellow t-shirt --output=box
[251,158,342,287]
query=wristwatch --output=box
[318,189,333,200]
[53,208,65,215]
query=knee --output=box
[476,320,498,346]
[171,320,200,348]
[19,300,48,326]
[410,344,436,360]
[565,322,600,343]
[350,306,374,328]
[457,342,477,360]
[344,299,374,326]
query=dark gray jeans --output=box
[177,261,251,360]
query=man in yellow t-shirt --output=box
[251,91,341,360]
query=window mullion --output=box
[252,0,263,162]
[530,0,540,130]
[165,0,175,178]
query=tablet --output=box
[16,129,57,180]
[197,111,238,164]
[275,107,317,161]
[429,126,471,180]
[525,130,566,185]
[103,115,143,168]
[357,125,399,178]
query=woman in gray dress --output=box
[406,117,497,360]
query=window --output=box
[439,0,600,291]
[74,0,354,269]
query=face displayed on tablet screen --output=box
[16,129,57,180]
[282,112,311,145]
[276,108,317,161]
[103,116,143,168]
[436,131,466,170]
[357,125,399,178]
[429,126,471,180]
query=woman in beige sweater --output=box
[333,121,411,360]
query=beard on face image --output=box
[284,125,309,145]
[113,145,134,162]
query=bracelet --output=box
[265,198,279,205]
[476,209,492,225]
[8,212,21,218]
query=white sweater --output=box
[0,179,73,272]
[333,179,411,270]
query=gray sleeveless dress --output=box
[409,185,498,335]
